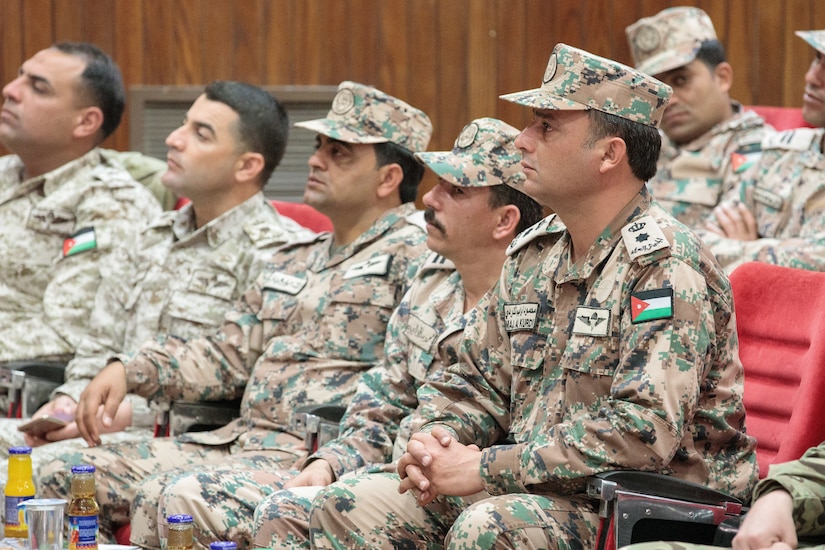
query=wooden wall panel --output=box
[1,0,825,192]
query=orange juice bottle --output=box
[4,446,35,538]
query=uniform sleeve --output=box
[28,182,160,361]
[698,230,825,273]
[54,245,136,401]
[124,273,267,403]
[311,294,422,477]
[752,444,825,536]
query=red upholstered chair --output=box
[588,262,825,549]
[747,105,814,131]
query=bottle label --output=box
[68,514,99,550]
[4,494,33,527]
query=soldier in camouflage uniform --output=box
[626,7,772,228]
[0,43,160,369]
[693,30,825,273]
[37,81,432,548]
[0,81,314,484]
[246,118,544,549]
[308,43,758,550]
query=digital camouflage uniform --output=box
[309,43,757,550]
[0,147,161,365]
[38,81,433,550]
[252,254,465,548]
[696,128,825,273]
[0,192,314,484]
[246,118,531,549]
[626,6,773,228]
[650,106,770,227]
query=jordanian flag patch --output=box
[630,288,674,324]
[63,227,97,257]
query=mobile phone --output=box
[17,414,72,437]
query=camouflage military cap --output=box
[796,30,825,56]
[414,118,525,190]
[626,7,718,76]
[294,81,432,153]
[499,43,672,128]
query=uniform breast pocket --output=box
[165,272,239,339]
[558,333,619,412]
[322,281,396,362]
[509,330,549,436]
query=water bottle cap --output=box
[71,464,96,474]
[167,514,194,524]
[9,446,32,455]
[209,543,237,550]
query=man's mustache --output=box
[424,208,445,233]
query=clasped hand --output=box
[396,425,483,506]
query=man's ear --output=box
[492,203,522,241]
[72,106,104,141]
[375,162,404,199]
[235,152,266,184]
[714,61,733,93]
[599,136,627,174]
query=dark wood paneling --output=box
[1,0,824,198]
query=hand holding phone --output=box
[17,413,73,437]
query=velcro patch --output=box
[344,254,392,279]
[572,307,610,336]
[621,216,669,260]
[503,303,539,332]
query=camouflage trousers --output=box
[37,434,301,549]
[0,418,150,490]
[308,472,600,549]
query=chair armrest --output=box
[588,471,743,508]
[292,404,347,452]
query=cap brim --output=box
[499,88,584,110]
[796,30,825,56]
[415,151,492,187]
[294,119,390,144]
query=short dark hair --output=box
[695,39,727,69]
[488,184,544,234]
[585,110,661,182]
[374,141,425,203]
[53,42,125,142]
[204,81,289,185]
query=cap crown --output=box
[415,118,524,189]
[294,81,432,152]
[797,30,825,56]
[500,43,672,128]
[626,6,717,75]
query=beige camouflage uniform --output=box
[251,118,530,549]
[0,192,314,483]
[0,148,161,365]
[37,82,432,549]
[309,44,757,550]
[626,7,772,228]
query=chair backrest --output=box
[729,262,825,477]
[746,105,814,131]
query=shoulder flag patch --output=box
[63,227,97,257]
[631,288,673,324]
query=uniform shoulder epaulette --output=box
[621,215,672,263]
[243,220,302,247]
[415,253,456,278]
[761,128,821,152]
[406,210,427,231]
[506,216,556,256]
